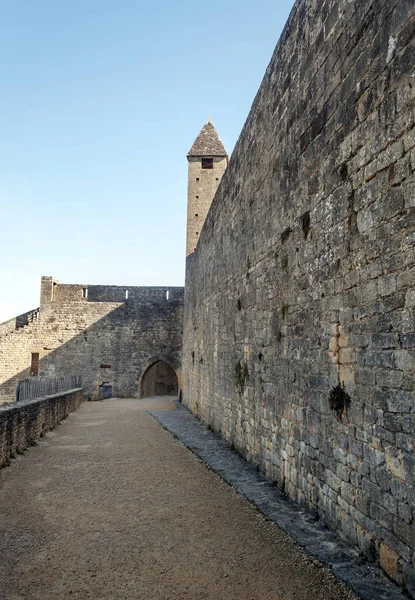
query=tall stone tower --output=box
[186,119,228,256]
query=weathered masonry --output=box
[0,277,184,403]
[182,0,415,595]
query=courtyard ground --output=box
[0,398,358,600]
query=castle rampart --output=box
[182,0,415,592]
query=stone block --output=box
[403,563,415,597]
[386,446,406,479]
[391,478,408,502]
[376,369,403,387]
[402,414,415,434]
[363,446,385,466]
[393,517,415,548]
[384,388,414,412]
[384,412,403,432]
[394,349,415,372]
[380,543,402,582]
[396,433,414,453]
[378,275,397,297]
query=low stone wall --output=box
[0,388,82,468]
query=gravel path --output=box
[0,398,358,600]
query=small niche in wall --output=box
[30,353,39,376]
[99,383,113,399]
[82,287,88,299]
[100,364,112,369]
[301,211,311,240]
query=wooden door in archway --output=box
[141,360,178,398]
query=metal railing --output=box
[16,375,82,403]
[16,308,40,330]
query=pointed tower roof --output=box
[187,119,227,157]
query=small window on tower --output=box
[202,158,213,169]
[196,232,199,235]
[194,213,198,217]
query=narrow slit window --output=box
[125,289,129,299]
[82,287,88,299]
[166,290,169,300]
[30,352,39,376]
[202,158,213,169]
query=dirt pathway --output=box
[0,399,357,600]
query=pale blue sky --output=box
[0,0,295,322]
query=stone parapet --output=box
[0,388,82,468]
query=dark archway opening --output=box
[141,361,178,398]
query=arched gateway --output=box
[140,360,178,398]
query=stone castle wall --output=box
[182,0,414,593]
[0,388,82,469]
[0,277,184,404]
